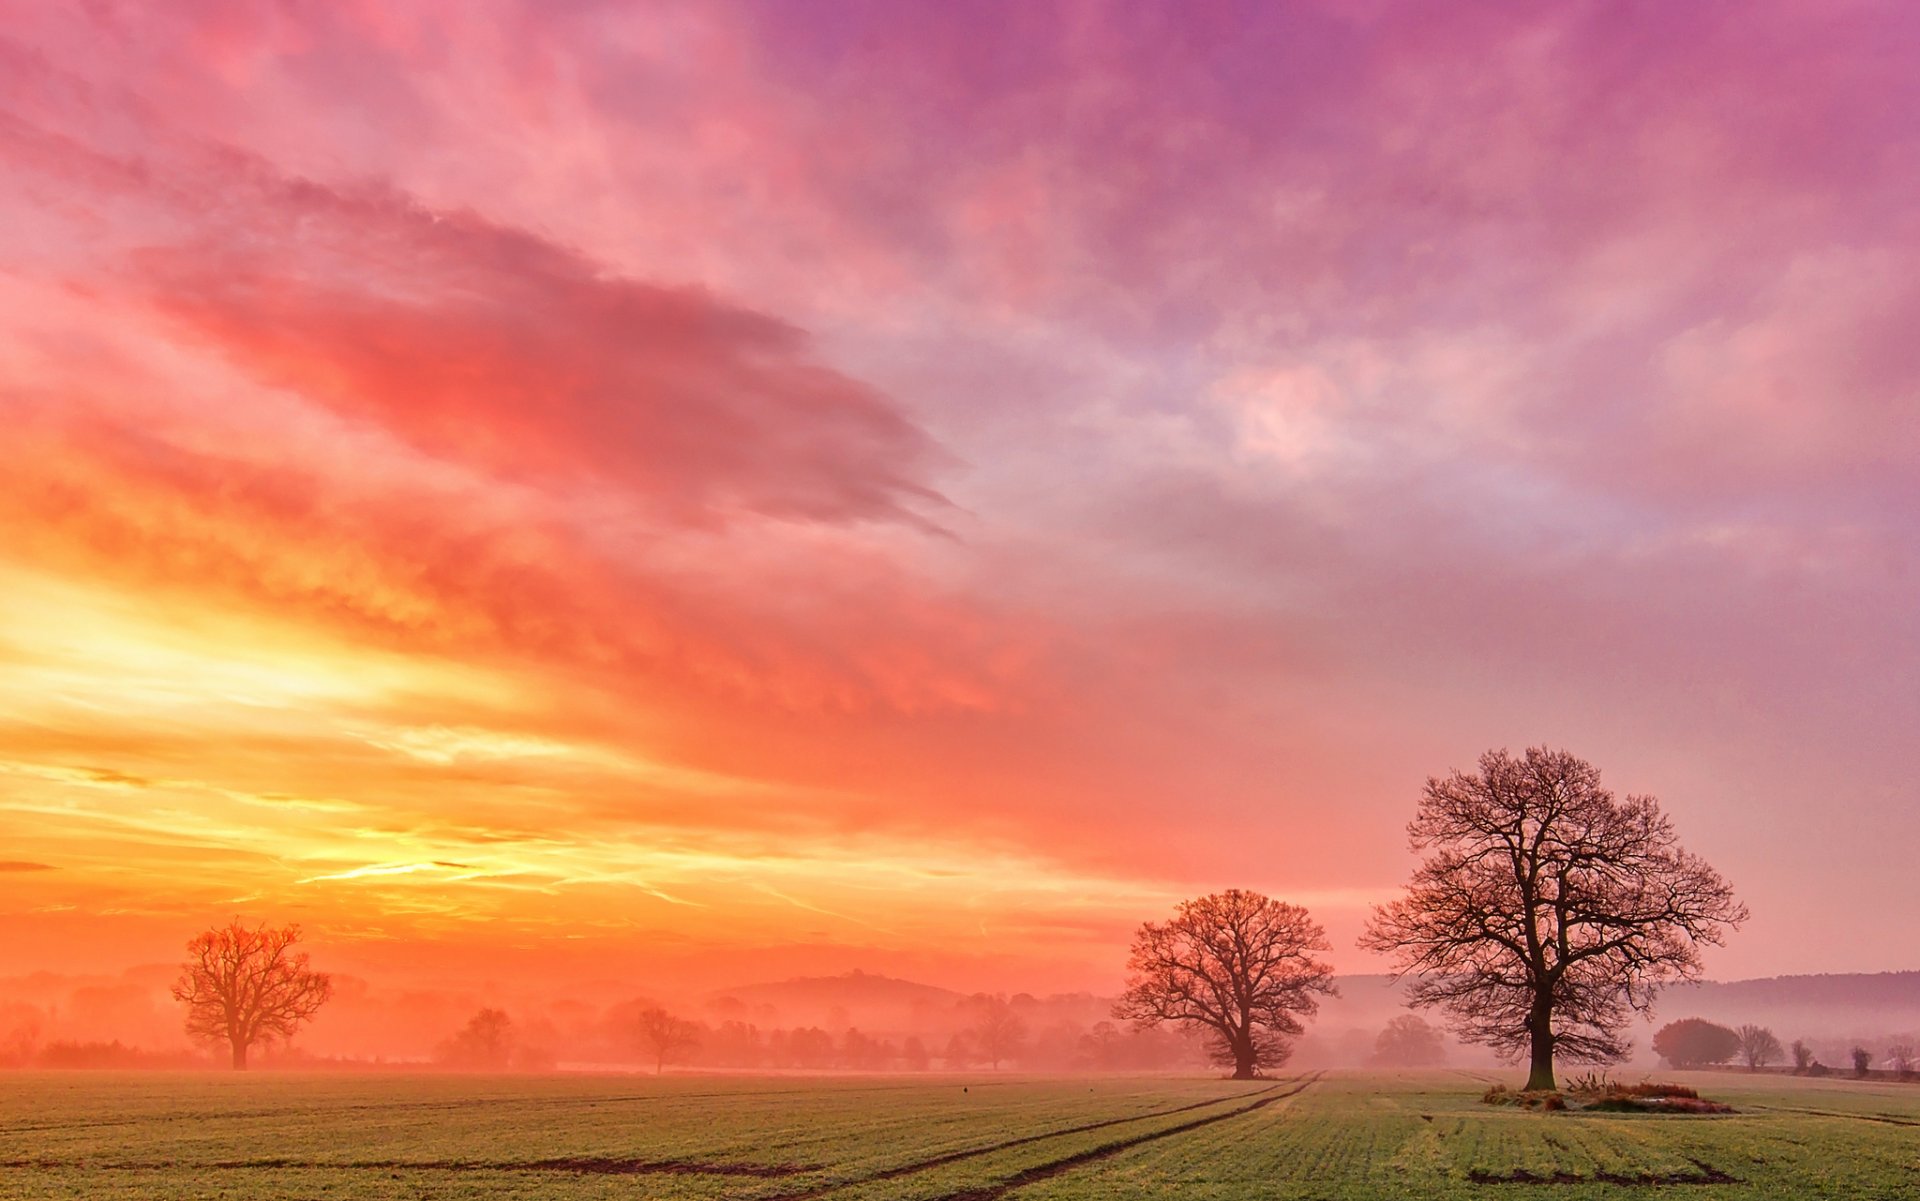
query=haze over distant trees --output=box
[630,1006,700,1074]
[171,920,332,1070]
[1371,1015,1446,1068]
[1115,889,1336,1079]
[437,1008,515,1070]
[1362,747,1747,1091]
[967,994,1027,1070]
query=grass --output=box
[3,1068,1918,1199]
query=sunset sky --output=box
[2,1,1916,1011]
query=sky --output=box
[1,0,1916,1014]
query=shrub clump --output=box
[1481,1084,1566,1110]
[1485,1076,1733,1115]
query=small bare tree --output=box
[1114,889,1336,1079]
[1890,1043,1916,1078]
[1790,1039,1814,1073]
[1360,748,1746,1092]
[967,995,1027,1070]
[172,920,332,1069]
[632,1006,699,1074]
[1737,1024,1782,1071]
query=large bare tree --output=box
[1114,889,1336,1079]
[1360,747,1747,1091]
[172,920,333,1069]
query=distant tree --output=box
[1736,1024,1782,1071]
[1372,1014,1447,1068]
[706,1020,765,1068]
[901,1035,931,1071]
[439,1008,514,1070]
[0,1003,43,1069]
[1889,1043,1916,1078]
[1360,748,1747,1092]
[1852,1046,1873,1077]
[968,995,1028,1070]
[787,1026,834,1070]
[171,920,332,1070]
[942,1030,976,1069]
[1652,1018,1740,1068]
[1079,1020,1123,1071]
[631,1006,699,1074]
[1115,889,1336,1079]
[1790,1039,1814,1073]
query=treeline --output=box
[1653,1017,1918,1079]
[433,995,1207,1073]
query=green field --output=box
[3,1068,1917,1199]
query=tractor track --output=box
[925,1071,1322,1201]
[760,1079,1302,1201]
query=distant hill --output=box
[704,970,969,1031]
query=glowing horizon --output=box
[3,1,1916,1023]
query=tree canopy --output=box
[1653,1018,1741,1068]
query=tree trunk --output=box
[1524,1003,1555,1092]
[230,1038,248,1071]
[1230,1036,1256,1080]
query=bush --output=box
[1653,1018,1741,1068]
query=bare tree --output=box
[1360,748,1746,1092]
[632,1006,699,1074]
[1890,1043,1916,1078]
[1114,889,1336,1079]
[1372,1014,1447,1068]
[1737,1024,1782,1071]
[1852,1046,1873,1077]
[171,920,332,1069]
[1790,1039,1814,1073]
[967,994,1027,1070]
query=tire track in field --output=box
[0,1154,810,1178]
[924,1072,1323,1201]
[759,1081,1297,1201]
[1745,1104,1920,1127]
[1,1079,1002,1135]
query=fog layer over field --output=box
[5,966,1917,1074]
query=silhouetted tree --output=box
[439,1008,514,1070]
[1736,1024,1782,1072]
[1372,1014,1447,1068]
[1790,1039,1814,1073]
[1653,1018,1740,1068]
[1115,889,1336,1079]
[1852,1046,1873,1077]
[171,920,332,1069]
[1360,748,1747,1091]
[968,995,1028,1070]
[631,1006,699,1074]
